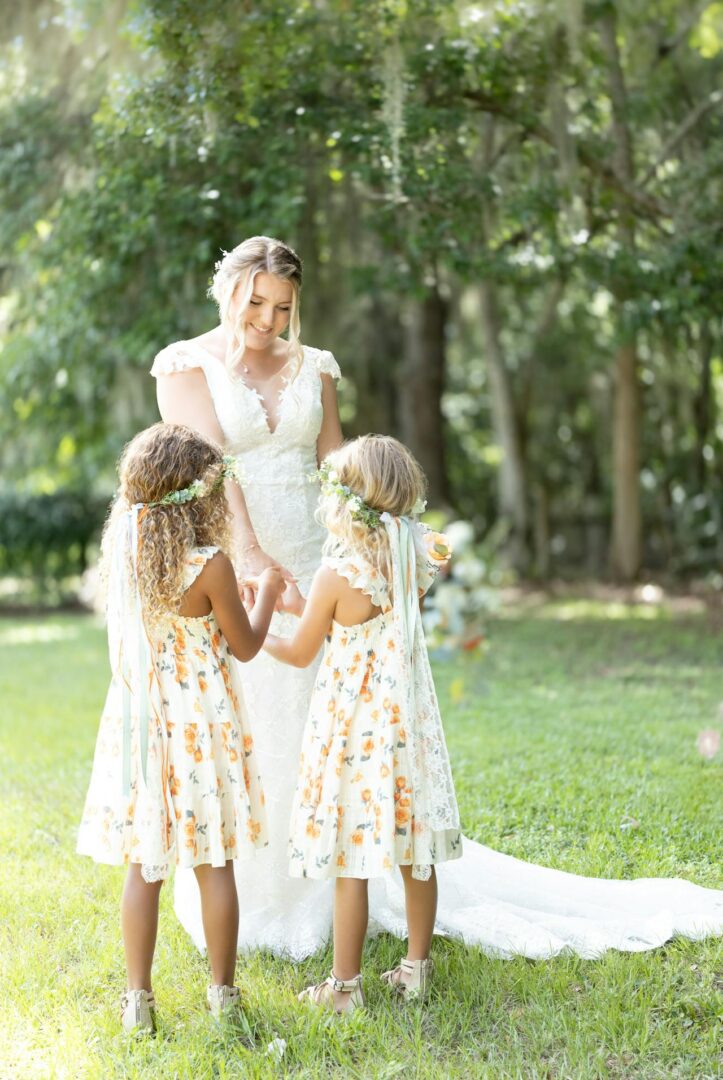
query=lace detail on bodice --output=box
[322,553,392,612]
[151,341,339,585]
[150,341,339,457]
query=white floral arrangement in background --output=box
[422,519,497,654]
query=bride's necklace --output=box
[239,355,291,382]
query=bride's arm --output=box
[316,373,343,464]
[156,370,292,585]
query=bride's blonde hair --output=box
[318,435,427,582]
[209,236,303,376]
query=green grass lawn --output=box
[2,600,721,1079]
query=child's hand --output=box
[277,580,306,617]
[258,566,286,600]
[238,576,257,610]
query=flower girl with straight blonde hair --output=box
[265,434,461,1014]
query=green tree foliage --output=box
[1,0,721,580]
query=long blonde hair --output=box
[209,236,303,376]
[318,435,427,583]
[100,423,232,625]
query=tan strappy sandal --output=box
[120,989,156,1034]
[298,971,365,1015]
[381,957,433,1003]
[207,984,242,1018]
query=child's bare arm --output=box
[264,566,338,667]
[202,553,284,662]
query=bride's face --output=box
[233,271,294,350]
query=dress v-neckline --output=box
[184,338,299,437]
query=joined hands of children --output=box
[241,572,305,616]
[238,546,296,608]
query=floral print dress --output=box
[288,548,462,880]
[77,547,267,881]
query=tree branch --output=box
[639,89,723,187]
[460,90,669,222]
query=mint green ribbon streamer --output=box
[396,517,418,655]
[118,504,150,797]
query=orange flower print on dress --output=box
[174,626,190,684]
[359,668,373,703]
[184,812,198,858]
[284,548,461,882]
[168,767,181,797]
[221,721,239,762]
[184,723,203,762]
[75,549,268,877]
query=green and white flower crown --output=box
[311,460,426,528]
[148,455,244,507]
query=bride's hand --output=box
[239,546,295,608]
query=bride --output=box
[153,236,723,961]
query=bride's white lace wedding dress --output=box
[151,341,723,960]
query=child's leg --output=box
[193,862,239,987]
[333,877,369,979]
[399,864,438,960]
[121,863,163,991]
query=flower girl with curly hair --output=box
[77,423,284,1032]
[265,434,462,1014]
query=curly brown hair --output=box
[100,423,233,623]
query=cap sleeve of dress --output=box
[322,553,390,611]
[313,349,341,381]
[150,342,208,378]
[183,546,220,589]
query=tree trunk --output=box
[599,7,642,581]
[397,289,449,507]
[693,324,713,490]
[348,295,400,439]
[533,481,551,579]
[478,279,529,569]
[610,340,641,579]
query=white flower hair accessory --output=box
[310,460,383,527]
[147,455,244,507]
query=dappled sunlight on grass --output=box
[541,599,672,621]
[496,589,712,624]
[0,620,83,646]
[1,606,721,1078]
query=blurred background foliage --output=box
[1,0,722,602]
